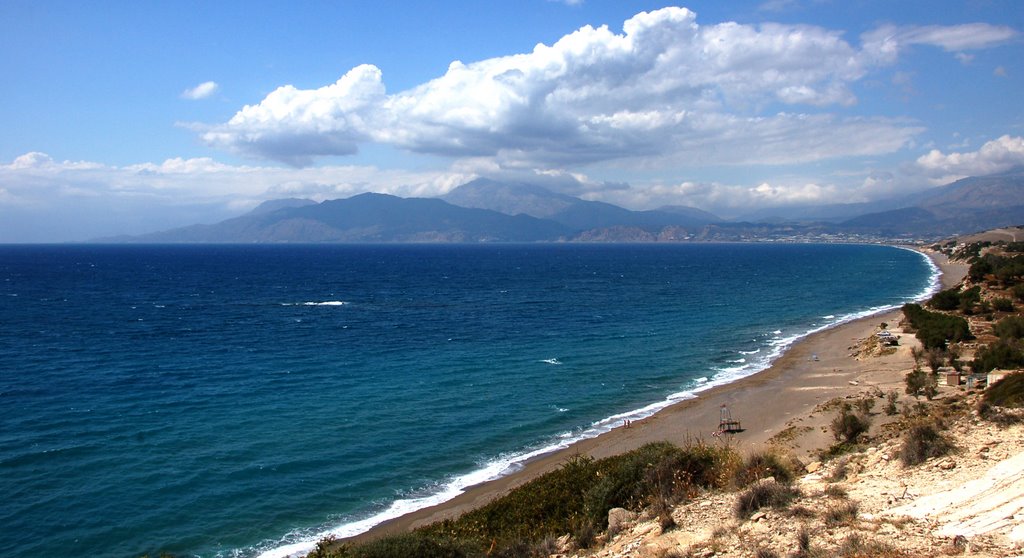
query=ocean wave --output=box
[280,301,347,307]
[255,391,703,558]
[540,358,562,365]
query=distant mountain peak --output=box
[246,198,316,216]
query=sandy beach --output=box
[348,248,968,544]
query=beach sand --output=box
[348,248,967,544]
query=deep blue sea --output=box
[0,243,936,558]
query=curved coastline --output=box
[261,246,962,558]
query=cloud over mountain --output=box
[917,135,1024,182]
[199,7,1012,168]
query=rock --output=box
[806,461,823,473]
[939,460,957,470]
[751,511,767,522]
[632,521,661,537]
[555,534,572,553]
[849,380,860,385]
[608,507,636,534]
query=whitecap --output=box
[540,358,562,365]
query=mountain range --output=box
[103,168,1024,243]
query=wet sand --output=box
[348,248,967,543]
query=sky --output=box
[1,0,1022,242]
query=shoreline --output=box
[281,247,966,556]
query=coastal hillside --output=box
[302,236,1024,558]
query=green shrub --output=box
[905,368,936,399]
[733,451,796,487]
[734,480,801,518]
[407,441,738,555]
[902,303,973,350]
[329,533,470,558]
[971,340,1024,374]
[927,287,962,311]
[885,391,899,415]
[899,421,955,466]
[1012,284,1024,301]
[854,396,876,415]
[993,316,1024,340]
[830,404,871,444]
[993,297,1015,312]
[983,372,1024,409]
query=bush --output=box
[993,316,1024,340]
[830,404,871,444]
[902,303,973,350]
[835,534,903,557]
[403,440,738,555]
[900,421,955,466]
[983,372,1024,409]
[993,297,1015,312]
[905,368,936,399]
[329,533,470,558]
[734,480,801,518]
[971,340,1024,374]
[854,396,876,415]
[928,287,962,311]
[885,391,899,415]
[823,484,848,499]
[824,501,860,526]
[734,451,796,487]
[1012,283,1024,301]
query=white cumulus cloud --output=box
[202,7,995,168]
[181,81,220,100]
[916,135,1024,182]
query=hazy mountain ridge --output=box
[101,170,1024,243]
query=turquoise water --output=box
[0,243,936,557]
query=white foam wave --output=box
[900,246,943,302]
[255,387,702,558]
[280,301,348,307]
[540,358,562,365]
[256,246,943,558]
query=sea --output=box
[0,243,937,558]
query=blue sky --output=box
[1,0,1022,241]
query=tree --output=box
[905,368,928,399]
[926,348,945,374]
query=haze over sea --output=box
[0,243,936,558]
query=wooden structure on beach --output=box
[717,404,743,435]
